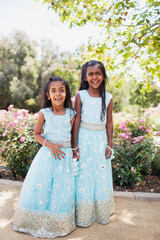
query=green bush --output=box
[112,138,155,188]
[0,106,40,177]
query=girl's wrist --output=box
[72,145,79,151]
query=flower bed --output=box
[0,104,160,185]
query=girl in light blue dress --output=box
[13,77,76,238]
[72,60,114,227]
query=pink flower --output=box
[2,148,6,152]
[20,137,26,142]
[140,119,144,123]
[117,139,120,142]
[146,129,150,133]
[149,124,152,127]
[156,131,160,136]
[130,167,136,173]
[2,132,7,137]
[139,126,143,130]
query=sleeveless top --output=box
[79,90,112,125]
[39,108,74,143]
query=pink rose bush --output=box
[112,105,160,188]
[0,105,40,177]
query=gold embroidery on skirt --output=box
[13,207,76,238]
[76,191,114,227]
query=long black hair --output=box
[42,76,73,110]
[79,60,107,121]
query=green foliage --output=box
[0,125,40,177]
[0,106,40,177]
[112,112,159,187]
[113,138,154,188]
[38,0,160,86]
[151,146,160,176]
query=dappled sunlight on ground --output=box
[0,184,160,240]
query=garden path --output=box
[0,182,160,240]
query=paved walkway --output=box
[0,179,160,240]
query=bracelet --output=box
[43,139,46,146]
[107,145,112,152]
[72,146,79,151]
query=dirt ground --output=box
[0,184,160,240]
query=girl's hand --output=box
[105,146,112,160]
[48,142,65,160]
[73,149,80,160]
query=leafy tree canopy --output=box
[37,0,160,83]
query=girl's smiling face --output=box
[47,81,66,107]
[85,65,104,89]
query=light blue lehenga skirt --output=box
[13,145,76,238]
[75,126,114,227]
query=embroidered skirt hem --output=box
[75,192,114,227]
[13,207,76,238]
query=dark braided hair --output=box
[42,76,73,110]
[79,60,107,121]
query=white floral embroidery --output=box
[68,186,71,192]
[81,163,86,169]
[59,166,63,170]
[79,188,84,193]
[88,157,92,162]
[37,184,42,190]
[39,201,43,205]
[104,188,107,193]
[99,135,103,140]
[66,153,69,158]
[80,175,84,179]
[100,165,105,170]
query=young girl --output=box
[72,60,114,227]
[13,77,76,238]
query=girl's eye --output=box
[88,73,93,76]
[60,89,64,92]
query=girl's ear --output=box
[46,92,50,100]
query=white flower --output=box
[59,166,63,170]
[81,163,86,169]
[100,165,105,170]
[99,135,103,140]
[37,184,42,190]
[79,188,84,193]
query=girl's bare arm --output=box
[105,98,113,159]
[72,93,81,158]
